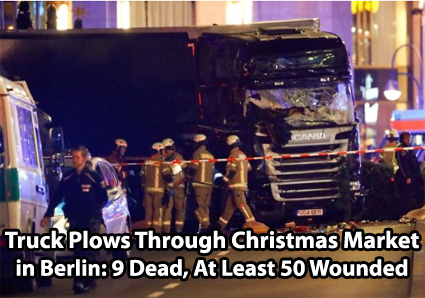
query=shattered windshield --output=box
[245,82,355,126]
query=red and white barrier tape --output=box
[113,145,425,167]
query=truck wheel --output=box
[16,251,36,293]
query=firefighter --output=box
[161,138,187,233]
[218,135,256,229]
[187,134,215,233]
[141,142,165,233]
[395,131,425,216]
[106,138,142,220]
[106,138,129,182]
[40,146,108,294]
[380,129,399,173]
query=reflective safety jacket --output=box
[225,147,251,191]
[380,142,398,173]
[190,145,215,188]
[162,151,186,188]
[142,153,165,194]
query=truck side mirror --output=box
[49,127,64,154]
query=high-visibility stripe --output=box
[195,210,202,221]
[219,217,228,224]
[175,221,184,225]
[200,162,205,184]
[229,183,248,188]
[145,187,165,193]
[240,206,250,219]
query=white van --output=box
[0,76,50,293]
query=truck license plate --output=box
[297,209,323,216]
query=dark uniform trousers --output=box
[162,188,185,233]
[144,193,163,233]
[69,217,103,286]
[219,189,255,228]
[395,171,425,215]
[396,146,425,216]
[44,167,108,288]
[194,187,212,229]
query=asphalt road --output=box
[8,221,423,298]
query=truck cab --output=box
[196,20,361,222]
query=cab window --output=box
[16,106,38,167]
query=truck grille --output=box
[261,127,352,202]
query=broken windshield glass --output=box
[245,82,355,127]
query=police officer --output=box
[218,135,256,229]
[187,134,215,233]
[40,146,108,294]
[141,142,165,233]
[395,131,425,215]
[380,129,399,173]
[161,138,187,233]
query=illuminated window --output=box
[226,1,252,25]
[117,1,130,29]
[57,4,69,30]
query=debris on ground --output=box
[401,204,425,221]
[399,217,417,224]
[285,221,296,229]
[278,221,360,234]
[243,221,270,233]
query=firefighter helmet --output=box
[162,138,175,149]
[115,138,128,148]
[226,135,240,146]
[194,134,207,143]
[386,129,399,139]
[152,142,164,151]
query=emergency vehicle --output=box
[0,76,131,293]
[0,76,50,293]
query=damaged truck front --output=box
[197,21,361,222]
